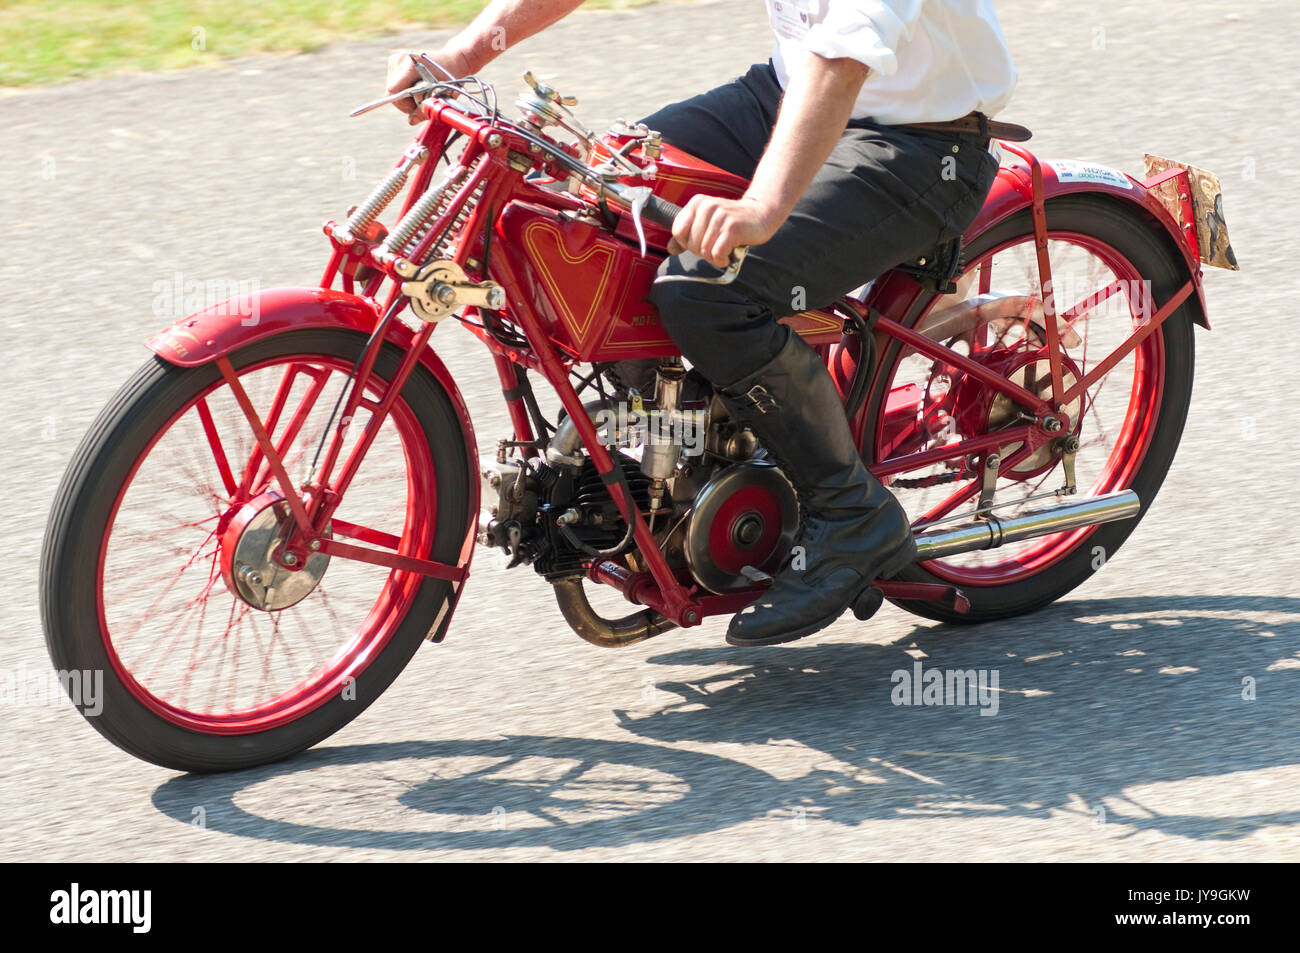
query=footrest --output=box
[874,580,971,614]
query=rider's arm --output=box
[673,52,870,269]
[387,0,588,116]
[744,54,871,239]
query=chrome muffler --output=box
[912,490,1141,562]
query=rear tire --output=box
[863,196,1197,623]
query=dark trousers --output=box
[644,62,1000,388]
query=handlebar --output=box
[640,194,683,231]
[350,68,749,284]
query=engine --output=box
[477,361,800,593]
[480,452,653,578]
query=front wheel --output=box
[41,328,471,772]
[863,196,1198,623]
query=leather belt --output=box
[900,111,1032,143]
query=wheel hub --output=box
[219,492,332,611]
[988,351,1083,474]
[951,346,1084,477]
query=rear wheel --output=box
[41,329,470,772]
[862,196,1197,623]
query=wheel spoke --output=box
[913,476,980,526]
[250,364,332,495]
[217,356,314,536]
[195,398,238,498]
[133,545,222,681]
[240,363,301,495]
[117,527,220,655]
[1059,278,1124,327]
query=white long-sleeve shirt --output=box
[765,0,1018,123]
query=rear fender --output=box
[968,155,1209,328]
[840,153,1211,444]
[145,285,479,643]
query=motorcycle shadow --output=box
[152,594,1300,852]
[624,593,1300,844]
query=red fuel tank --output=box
[493,135,844,362]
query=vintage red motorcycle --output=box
[41,64,1230,772]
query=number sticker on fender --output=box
[1048,159,1135,190]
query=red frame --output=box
[145,94,1207,630]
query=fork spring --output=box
[381,165,469,258]
[418,181,486,262]
[342,152,421,240]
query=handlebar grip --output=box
[640,194,682,231]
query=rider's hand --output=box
[385,48,471,124]
[671,195,781,269]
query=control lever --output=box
[410,52,456,85]
[348,53,456,118]
[349,84,436,118]
[623,185,653,258]
[654,246,749,286]
[603,183,748,284]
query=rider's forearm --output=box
[743,54,871,230]
[443,0,589,74]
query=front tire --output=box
[41,329,470,772]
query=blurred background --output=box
[0,0,647,87]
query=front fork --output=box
[213,317,467,586]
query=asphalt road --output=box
[2,0,1298,861]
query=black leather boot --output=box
[718,332,916,646]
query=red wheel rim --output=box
[873,229,1166,587]
[95,352,438,734]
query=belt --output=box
[900,111,1032,143]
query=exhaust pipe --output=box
[545,492,1138,642]
[551,576,677,648]
[912,490,1141,562]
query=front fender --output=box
[145,285,479,643]
[967,155,1209,328]
[145,286,389,365]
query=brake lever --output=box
[410,52,454,85]
[625,185,651,258]
[350,53,460,118]
[653,246,749,286]
[606,183,747,283]
[349,83,437,118]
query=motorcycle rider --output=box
[386,0,1018,645]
